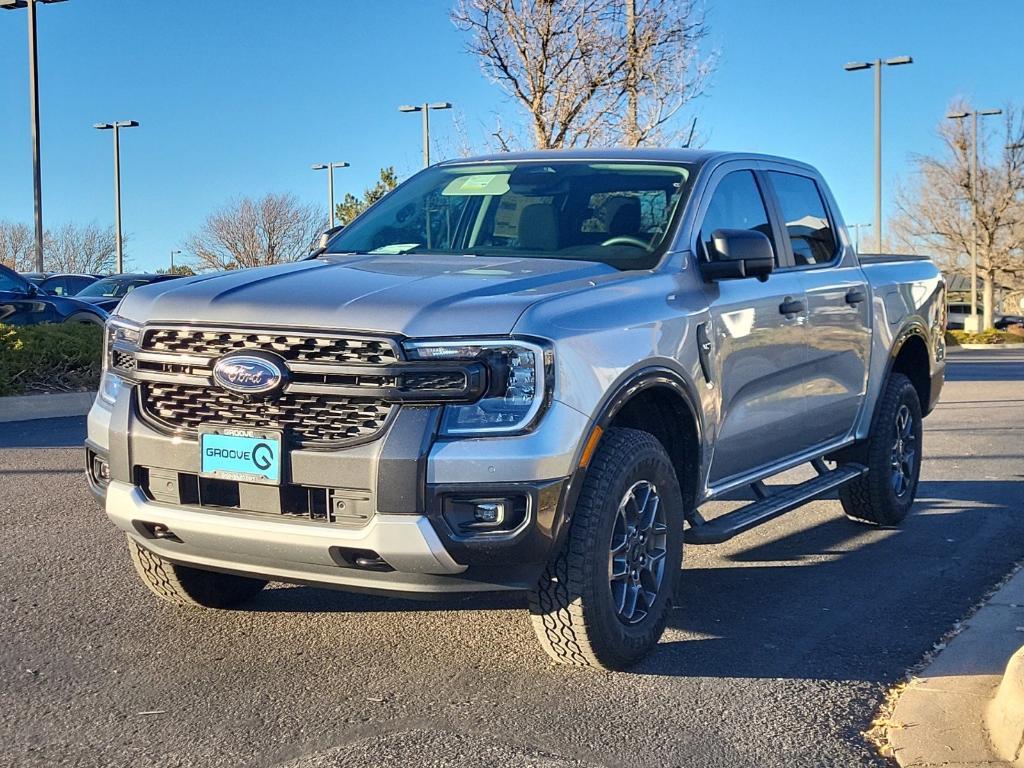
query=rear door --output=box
[763,168,871,447]
[696,165,811,484]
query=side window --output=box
[699,171,777,264]
[767,172,837,267]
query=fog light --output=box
[90,453,111,487]
[474,501,505,525]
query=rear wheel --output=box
[128,537,267,608]
[839,372,923,526]
[528,428,684,670]
[64,312,103,326]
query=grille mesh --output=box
[140,383,393,445]
[142,328,398,365]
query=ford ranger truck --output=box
[86,150,945,670]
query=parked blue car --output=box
[0,264,107,326]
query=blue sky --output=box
[1,0,1021,271]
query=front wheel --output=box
[839,372,923,526]
[128,537,267,608]
[528,428,684,670]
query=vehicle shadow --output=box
[0,415,86,449]
[634,479,1024,680]
[244,479,1023,683]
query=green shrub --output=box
[0,323,103,396]
[946,329,1019,346]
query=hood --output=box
[115,254,621,337]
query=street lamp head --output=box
[946,112,970,120]
[93,122,113,130]
[398,105,421,113]
[844,61,872,71]
[2,0,69,8]
[884,55,913,66]
[311,163,328,170]
[331,162,350,169]
[979,109,1003,117]
[114,120,139,128]
[429,102,452,110]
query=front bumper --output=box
[87,387,588,594]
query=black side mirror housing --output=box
[699,229,775,282]
[308,224,345,257]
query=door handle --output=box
[845,288,866,305]
[779,297,806,317]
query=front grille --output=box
[140,382,393,445]
[142,328,399,365]
[125,325,479,447]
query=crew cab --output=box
[86,150,945,669]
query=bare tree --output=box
[0,221,34,272]
[452,0,714,149]
[2,220,120,273]
[184,194,323,271]
[44,222,120,274]
[892,102,1024,328]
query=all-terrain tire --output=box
[528,427,685,670]
[839,372,923,526]
[128,537,267,608]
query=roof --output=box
[437,147,816,170]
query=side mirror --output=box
[309,224,345,256]
[699,229,775,282]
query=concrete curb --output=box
[888,567,1024,767]
[958,344,1024,350]
[988,647,1024,764]
[0,391,96,423]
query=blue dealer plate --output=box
[199,428,281,485]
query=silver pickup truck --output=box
[86,149,946,670]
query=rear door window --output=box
[767,172,837,267]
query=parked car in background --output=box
[23,272,101,297]
[0,264,107,326]
[994,315,1024,330]
[74,273,183,313]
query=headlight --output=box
[404,338,553,436]
[98,370,125,405]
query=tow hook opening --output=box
[329,547,395,572]
[135,521,183,543]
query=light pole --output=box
[170,249,181,271]
[93,120,139,274]
[947,107,1002,331]
[844,55,913,252]
[398,102,452,167]
[850,222,872,254]
[311,162,349,228]
[2,0,68,272]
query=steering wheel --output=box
[601,235,650,249]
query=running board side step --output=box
[685,463,867,545]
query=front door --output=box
[697,168,811,484]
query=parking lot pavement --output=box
[1,349,1022,768]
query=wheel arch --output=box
[590,367,704,512]
[887,323,932,411]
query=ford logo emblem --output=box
[212,354,285,395]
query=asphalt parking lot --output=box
[1,349,1022,768]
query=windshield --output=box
[325,161,693,270]
[77,278,150,298]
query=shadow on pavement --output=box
[0,416,86,449]
[241,478,1024,684]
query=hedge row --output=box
[0,323,103,396]
[945,328,1024,346]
